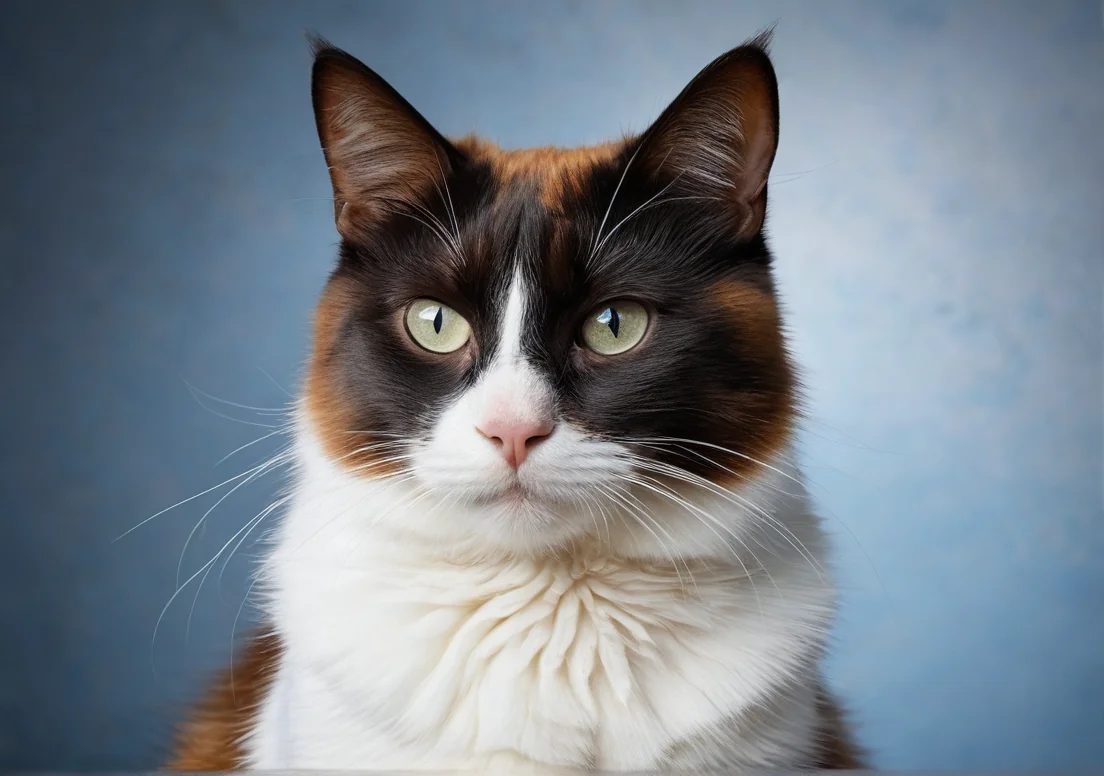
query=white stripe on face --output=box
[420,268,556,483]
[494,269,526,367]
[474,268,552,432]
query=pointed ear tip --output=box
[310,42,368,97]
[748,25,777,53]
[307,34,358,76]
[306,32,334,57]
[716,34,779,98]
[735,36,776,71]
[721,27,777,78]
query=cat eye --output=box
[404,299,472,354]
[580,300,649,355]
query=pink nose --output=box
[476,416,554,469]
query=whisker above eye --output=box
[590,141,645,260]
[377,204,458,260]
[431,149,462,251]
[592,170,686,258]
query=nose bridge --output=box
[477,358,554,425]
[476,262,555,422]
[472,359,555,468]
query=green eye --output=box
[581,300,649,355]
[405,299,471,353]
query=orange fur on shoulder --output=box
[166,632,282,770]
[815,686,867,769]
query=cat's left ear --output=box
[310,37,464,238]
[634,32,779,239]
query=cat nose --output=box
[476,416,554,469]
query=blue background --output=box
[1,0,1101,770]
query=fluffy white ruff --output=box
[247,421,836,771]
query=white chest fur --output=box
[247,431,836,771]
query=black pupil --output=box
[433,307,443,334]
[607,308,620,337]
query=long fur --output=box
[170,31,864,772]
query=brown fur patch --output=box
[708,278,797,481]
[304,274,404,477]
[167,632,282,770]
[456,135,623,211]
[814,686,867,769]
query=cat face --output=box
[302,35,796,556]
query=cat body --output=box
[170,32,863,772]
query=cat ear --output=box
[310,38,462,237]
[634,32,779,239]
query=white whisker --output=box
[116,461,274,541]
[175,451,291,588]
[432,148,462,249]
[589,142,644,259]
[182,381,294,416]
[592,169,685,258]
[630,436,805,487]
[613,471,770,615]
[153,496,285,657]
[625,455,825,584]
[186,494,288,641]
[599,482,695,594]
[216,428,289,467]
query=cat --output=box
[169,31,864,773]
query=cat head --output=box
[300,33,798,558]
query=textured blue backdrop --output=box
[1,0,1101,770]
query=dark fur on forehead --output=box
[306,33,796,484]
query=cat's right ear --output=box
[631,32,780,241]
[310,38,463,238]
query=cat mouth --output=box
[478,482,527,505]
[468,480,538,508]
